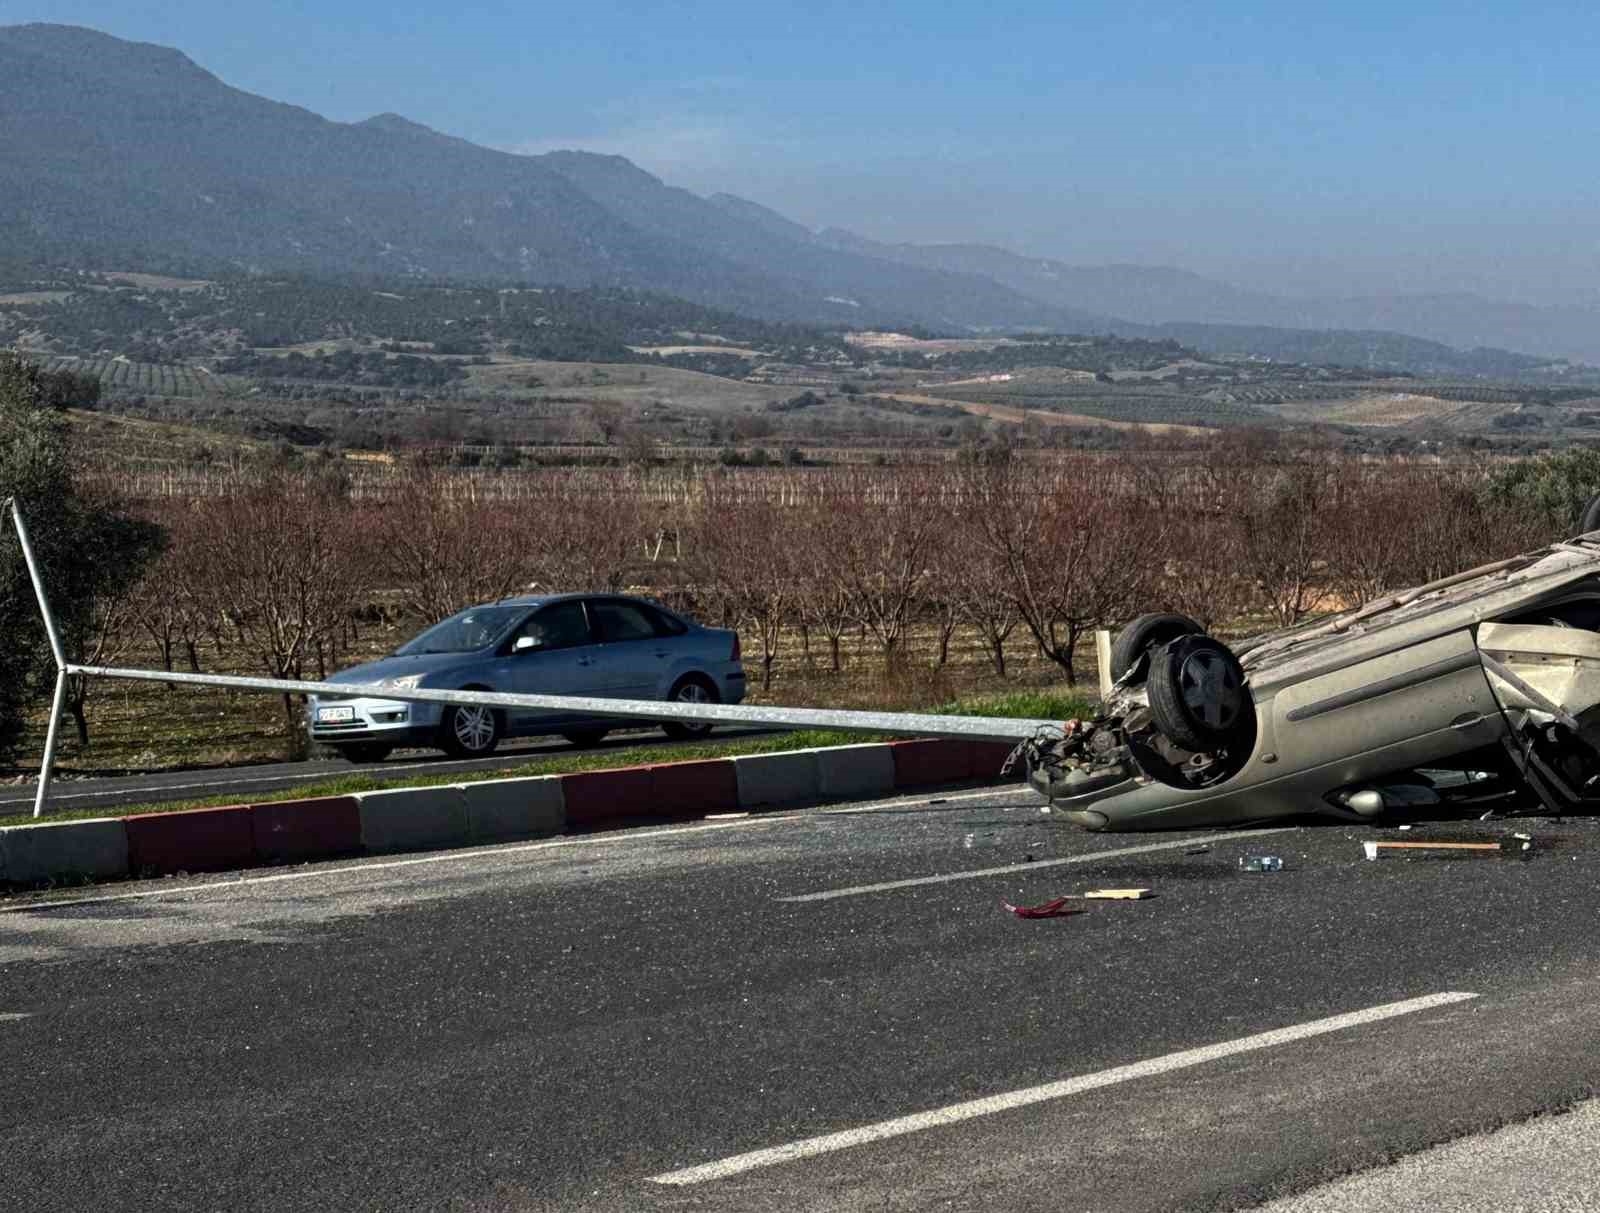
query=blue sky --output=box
[13,1,1600,299]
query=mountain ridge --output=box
[0,23,1593,366]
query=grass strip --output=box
[0,691,1093,830]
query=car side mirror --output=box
[513,635,542,653]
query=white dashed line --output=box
[650,991,1479,1185]
[777,827,1294,902]
[0,1013,29,1024]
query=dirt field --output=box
[882,393,1213,436]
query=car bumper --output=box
[307,695,444,745]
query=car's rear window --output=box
[592,600,664,642]
[394,605,526,655]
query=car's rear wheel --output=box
[439,697,502,758]
[336,742,393,764]
[561,728,609,749]
[1110,613,1204,682]
[662,675,719,740]
[1148,635,1249,752]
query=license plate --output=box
[317,706,355,723]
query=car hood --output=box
[323,652,482,689]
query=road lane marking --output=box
[0,1013,29,1024]
[820,787,1040,814]
[0,815,797,915]
[651,990,1479,1185]
[778,827,1294,902]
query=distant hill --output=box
[0,23,1123,335]
[817,229,1600,364]
[3,22,1596,368]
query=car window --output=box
[394,604,526,655]
[514,601,592,651]
[591,600,660,643]
[648,605,688,636]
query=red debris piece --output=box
[1002,896,1084,919]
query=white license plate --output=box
[317,706,356,723]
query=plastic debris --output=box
[1184,844,1212,855]
[962,833,975,849]
[1398,824,1413,831]
[1002,896,1083,919]
[1239,855,1284,872]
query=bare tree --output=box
[185,469,370,757]
[371,461,529,622]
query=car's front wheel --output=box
[336,742,394,764]
[439,698,502,758]
[662,676,719,740]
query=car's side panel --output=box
[1267,630,1492,773]
[1080,629,1508,831]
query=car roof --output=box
[487,591,667,609]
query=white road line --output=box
[651,990,1479,1186]
[820,786,1039,815]
[778,827,1293,902]
[0,1013,29,1023]
[0,815,796,915]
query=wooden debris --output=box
[1083,888,1153,899]
[1363,840,1502,860]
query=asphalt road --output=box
[4,788,1600,1211]
[0,726,782,815]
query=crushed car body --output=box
[1025,533,1600,831]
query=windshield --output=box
[394,605,527,655]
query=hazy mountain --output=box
[3,22,1593,365]
[0,23,1125,334]
[817,229,1600,364]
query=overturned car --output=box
[1026,526,1600,831]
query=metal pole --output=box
[33,669,67,819]
[7,499,69,817]
[8,498,67,671]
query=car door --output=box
[587,597,673,699]
[501,600,603,731]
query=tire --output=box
[561,728,609,749]
[438,696,502,758]
[1110,613,1204,682]
[662,675,719,740]
[1580,492,1600,535]
[1148,634,1249,752]
[336,742,393,764]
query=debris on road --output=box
[1002,888,1153,916]
[1183,844,1212,855]
[1362,840,1503,860]
[1002,896,1084,919]
[1239,855,1284,872]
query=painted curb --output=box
[814,743,896,801]
[126,804,255,875]
[649,759,738,817]
[355,785,470,853]
[0,738,1026,889]
[0,817,130,885]
[252,795,363,863]
[563,767,652,825]
[459,776,565,842]
[733,750,821,807]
